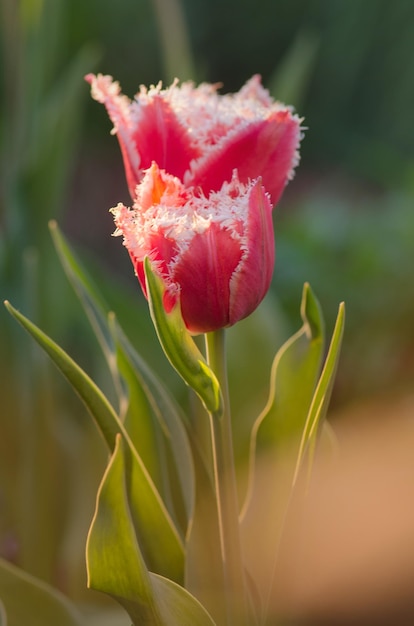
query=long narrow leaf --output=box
[88,435,216,626]
[240,284,325,615]
[4,300,119,450]
[112,317,195,530]
[0,558,83,626]
[242,283,324,518]
[4,301,185,582]
[184,443,225,626]
[50,223,195,530]
[87,434,164,625]
[49,221,124,408]
[144,257,222,416]
[293,301,345,484]
[0,600,6,626]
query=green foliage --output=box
[249,283,325,451]
[87,435,215,625]
[5,226,344,624]
[276,191,414,398]
[51,222,195,531]
[0,558,84,626]
[5,299,185,584]
[293,299,345,480]
[144,258,223,417]
[240,285,344,618]
[4,300,120,450]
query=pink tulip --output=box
[87,74,302,333]
[86,73,302,206]
[111,164,275,334]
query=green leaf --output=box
[87,434,162,624]
[268,28,319,110]
[151,576,216,626]
[49,221,125,410]
[0,558,83,626]
[240,283,326,614]
[112,318,195,533]
[113,327,168,504]
[293,300,345,484]
[88,435,216,626]
[144,258,222,416]
[0,600,6,626]
[4,301,185,583]
[4,299,119,450]
[184,444,226,626]
[244,282,325,486]
[50,223,195,533]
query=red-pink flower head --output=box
[111,164,274,334]
[87,74,303,333]
[86,73,302,206]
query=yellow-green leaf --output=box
[88,436,216,626]
[0,558,83,626]
[144,258,222,416]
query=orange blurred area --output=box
[244,393,414,625]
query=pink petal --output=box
[129,236,179,307]
[236,74,273,106]
[134,95,200,183]
[86,74,200,198]
[229,180,274,325]
[173,224,244,334]
[85,73,141,197]
[187,110,301,205]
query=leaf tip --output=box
[4,300,15,314]
[300,282,324,340]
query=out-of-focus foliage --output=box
[275,187,414,399]
[59,0,414,187]
[1,0,413,623]
[6,226,344,625]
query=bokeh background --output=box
[1,0,414,623]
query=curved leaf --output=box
[0,600,6,626]
[184,444,226,625]
[293,300,345,484]
[4,301,184,583]
[49,220,125,411]
[144,258,222,416]
[242,282,325,516]
[112,318,195,532]
[88,436,215,626]
[51,223,195,529]
[0,558,83,626]
[4,300,119,450]
[87,435,163,624]
[151,575,216,626]
[240,283,326,615]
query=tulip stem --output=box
[205,329,249,625]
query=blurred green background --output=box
[1,0,414,619]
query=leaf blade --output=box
[0,558,84,626]
[293,300,345,483]
[4,299,119,450]
[4,301,185,582]
[88,436,215,626]
[144,258,222,416]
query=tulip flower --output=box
[86,73,302,206]
[87,74,302,333]
[111,164,274,334]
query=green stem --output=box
[205,329,249,625]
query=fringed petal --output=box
[186,110,302,205]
